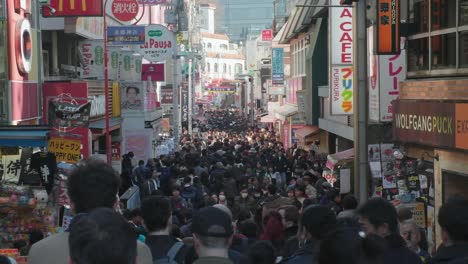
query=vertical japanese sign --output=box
[42,0,104,17]
[272,48,284,86]
[376,0,400,54]
[261,29,273,41]
[181,83,189,130]
[329,0,354,115]
[369,27,406,122]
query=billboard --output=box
[42,0,104,17]
[120,82,144,112]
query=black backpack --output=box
[153,241,184,264]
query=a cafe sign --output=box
[393,100,468,150]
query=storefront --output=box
[274,104,298,150]
[393,99,468,245]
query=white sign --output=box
[330,0,353,65]
[90,95,106,117]
[331,65,354,115]
[330,0,354,115]
[368,27,406,122]
[136,25,175,62]
[79,40,104,79]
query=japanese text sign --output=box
[272,48,284,85]
[160,85,173,105]
[330,0,354,115]
[377,0,400,54]
[136,24,174,62]
[107,26,145,45]
[42,0,103,17]
[1,155,21,183]
[261,29,273,41]
[331,66,354,115]
[48,137,81,163]
[111,0,139,22]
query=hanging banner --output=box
[2,155,21,183]
[272,48,284,85]
[48,137,82,163]
[160,85,173,105]
[48,101,91,128]
[136,24,175,62]
[329,0,354,115]
[181,83,189,130]
[376,0,400,55]
[42,0,104,17]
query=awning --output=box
[279,0,317,44]
[275,104,298,120]
[295,125,320,139]
[260,115,278,123]
[326,148,355,170]
[0,127,51,147]
[89,117,123,134]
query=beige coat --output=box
[27,232,152,264]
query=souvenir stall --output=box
[324,148,354,194]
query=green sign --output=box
[0,0,5,20]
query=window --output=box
[223,63,227,73]
[214,63,218,72]
[207,63,211,72]
[207,43,212,49]
[220,44,228,50]
[235,63,242,74]
[406,0,468,75]
[229,65,232,74]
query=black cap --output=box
[192,207,233,238]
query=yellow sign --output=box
[48,138,81,163]
[112,81,121,117]
[410,202,426,228]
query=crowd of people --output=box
[8,109,468,264]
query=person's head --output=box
[192,206,234,257]
[294,185,306,198]
[357,198,399,238]
[400,220,422,251]
[141,196,172,233]
[69,208,137,264]
[128,152,134,158]
[301,205,337,241]
[278,206,299,229]
[172,186,181,197]
[126,86,139,102]
[397,207,413,223]
[318,227,386,264]
[218,191,226,202]
[138,160,144,166]
[240,188,249,199]
[245,241,276,264]
[267,184,277,196]
[67,160,121,214]
[238,219,257,238]
[438,196,468,245]
[287,187,295,199]
[342,195,358,210]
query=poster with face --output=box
[121,82,143,112]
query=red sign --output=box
[261,29,273,41]
[376,0,400,54]
[42,0,103,17]
[141,63,165,81]
[111,0,139,22]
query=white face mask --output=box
[241,193,248,199]
[219,195,226,201]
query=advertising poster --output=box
[120,82,144,112]
[124,130,151,161]
[145,81,159,111]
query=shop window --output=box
[407,0,429,35]
[443,170,468,202]
[459,31,468,67]
[460,0,468,25]
[223,63,227,73]
[206,63,211,72]
[214,63,218,73]
[431,0,456,31]
[431,33,456,69]
[408,38,429,71]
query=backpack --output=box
[153,241,184,264]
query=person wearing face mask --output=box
[218,191,229,206]
[234,187,256,217]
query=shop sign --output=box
[110,0,139,22]
[376,0,400,55]
[79,40,104,79]
[48,137,81,163]
[136,24,175,62]
[111,142,121,161]
[42,0,104,17]
[261,29,273,41]
[272,48,284,85]
[330,0,353,65]
[181,84,189,129]
[1,155,21,183]
[160,85,173,105]
[368,26,406,122]
[331,66,353,115]
[138,0,167,4]
[48,101,91,128]
[0,0,4,20]
[141,63,165,81]
[89,95,106,117]
[107,26,145,45]
[393,101,468,151]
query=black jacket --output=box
[429,243,468,264]
[145,235,189,264]
[284,240,316,264]
[383,234,423,264]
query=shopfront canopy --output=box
[260,115,278,123]
[326,148,355,170]
[275,104,298,121]
[89,117,123,134]
[0,126,51,147]
[295,125,320,139]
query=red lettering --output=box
[341,42,352,53]
[340,22,352,32]
[340,8,352,18]
[339,32,352,42]
[341,53,352,63]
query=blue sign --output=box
[107,26,145,45]
[272,48,284,85]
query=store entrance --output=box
[443,170,468,202]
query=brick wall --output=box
[400,79,468,100]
